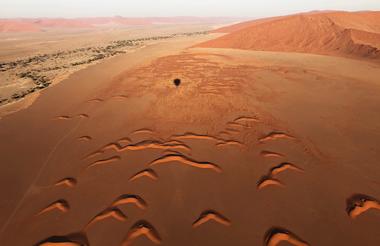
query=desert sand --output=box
[0,22,224,117]
[0,11,380,246]
[199,11,380,60]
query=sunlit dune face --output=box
[198,12,380,60]
[39,243,79,246]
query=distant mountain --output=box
[0,17,241,33]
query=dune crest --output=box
[199,11,380,60]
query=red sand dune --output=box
[212,11,342,33]
[0,17,237,33]
[0,20,40,32]
[199,11,380,60]
[212,16,282,33]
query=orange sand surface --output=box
[0,13,380,246]
[199,11,380,60]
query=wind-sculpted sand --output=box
[121,220,162,246]
[84,207,127,230]
[0,14,380,246]
[35,232,89,246]
[149,154,222,173]
[36,200,70,216]
[264,227,309,246]
[192,210,231,228]
[111,195,148,210]
[54,178,77,188]
[346,194,380,219]
[199,11,380,61]
[129,169,159,182]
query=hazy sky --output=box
[1,0,379,18]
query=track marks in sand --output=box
[265,227,309,246]
[84,207,127,230]
[54,177,77,188]
[129,169,159,182]
[346,194,380,219]
[86,155,121,169]
[149,154,222,173]
[192,210,231,228]
[35,232,89,246]
[122,220,162,246]
[259,132,295,143]
[36,199,69,216]
[111,194,147,210]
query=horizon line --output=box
[1,9,378,20]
